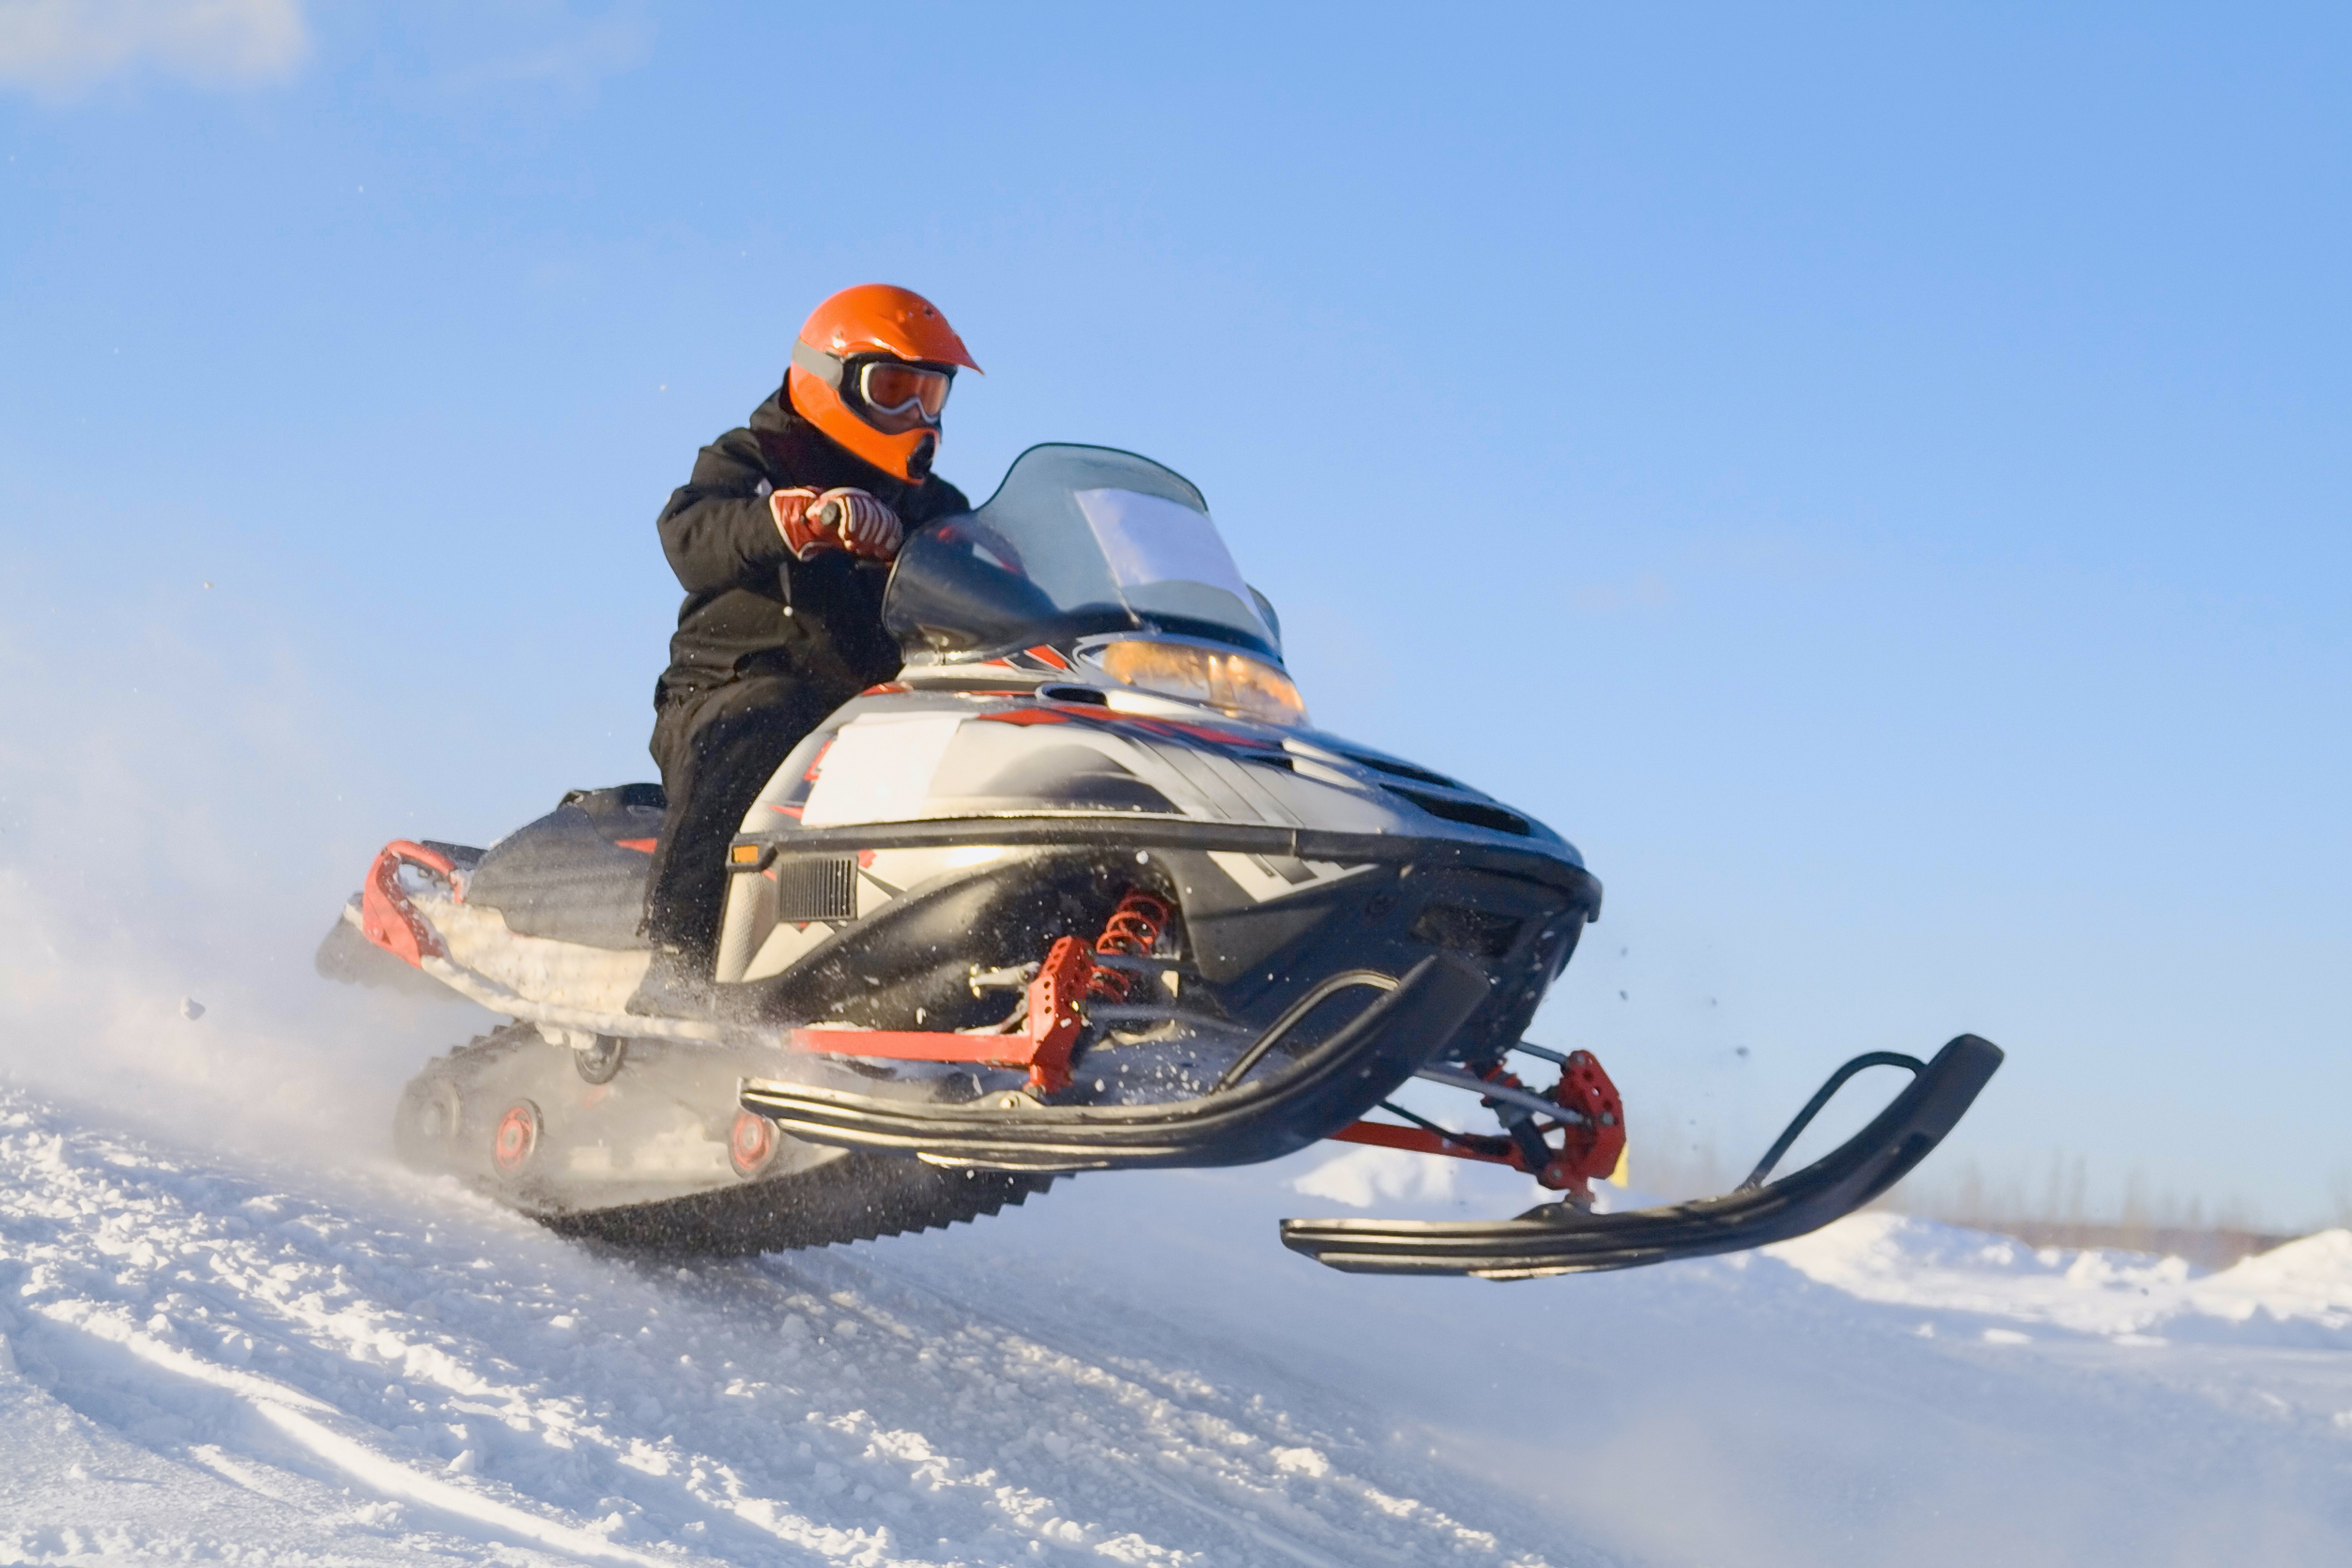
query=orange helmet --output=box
[786,284,981,482]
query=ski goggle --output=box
[853,359,954,432]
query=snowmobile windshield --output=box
[884,444,1283,664]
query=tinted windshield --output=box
[884,444,1281,663]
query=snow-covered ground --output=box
[3,1088,2348,1567]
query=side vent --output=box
[1338,750,1462,789]
[1383,786,1531,838]
[1410,902,1524,959]
[776,856,858,922]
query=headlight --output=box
[1093,639,1309,727]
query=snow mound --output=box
[2191,1228,2352,1326]
[1764,1211,2352,1343]
[1287,1144,1470,1208]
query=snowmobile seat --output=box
[463,784,668,949]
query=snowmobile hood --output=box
[743,683,1585,869]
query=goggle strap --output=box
[790,338,844,390]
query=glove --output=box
[769,486,827,560]
[769,485,903,561]
[813,487,903,561]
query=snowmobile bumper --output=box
[739,951,1493,1172]
[1279,1033,2003,1280]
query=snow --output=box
[1,1090,2348,1565]
[1767,1210,2352,1339]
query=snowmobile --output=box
[320,443,2002,1279]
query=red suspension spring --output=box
[1085,889,1172,1002]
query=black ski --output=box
[1279,1034,2003,1279]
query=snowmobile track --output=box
[418,1022,1060,1256]
[544,1155,1060,1257]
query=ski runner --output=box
[636,284,981,1012]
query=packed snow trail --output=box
[0,1091,1582,1566]
[4,1089,2351,1566]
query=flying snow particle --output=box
[180,997,206,1021]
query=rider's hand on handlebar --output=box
[769,486,829,560]
[769,485,903,562]
[812,487,903,561]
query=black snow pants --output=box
[641,676,839,971]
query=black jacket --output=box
[652,389,971,715]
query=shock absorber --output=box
[1085,889,1171,1002]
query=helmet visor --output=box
[857,361,954,431]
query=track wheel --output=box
[574,1036,627,1084]
[493,1101,541,1175]
[729,1111,777,1177]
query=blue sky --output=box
[3,3,2347,1224]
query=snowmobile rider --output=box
[637,283,981,1010]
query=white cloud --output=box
[0,0,308,94]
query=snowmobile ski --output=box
[1279,1034,2003,1279]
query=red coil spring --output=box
[1085,889,1171,1002]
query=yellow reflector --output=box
[1095,640,1308,727]
[729,844,761,865]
